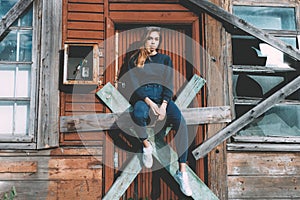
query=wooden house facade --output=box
[0,0,299,199]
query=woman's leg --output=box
[132,100,149,141]
[165,101,189,165]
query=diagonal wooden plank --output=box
[0,0,34,39]
[98,75,217,199]
[151,132,219,200]
[180,0,300,63]
[193,75,300,160]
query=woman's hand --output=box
[144,97,160,116]
[157,102,167,121]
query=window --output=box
[0,4,34,142]
[0,0,61,149]
[231,4,300,143]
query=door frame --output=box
[104,11,204,194]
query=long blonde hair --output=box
[134,27,161,68]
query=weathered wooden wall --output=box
[227,152,300,199]
[0,148,102,199]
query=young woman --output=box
[119,27,192,197]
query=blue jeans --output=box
[132,85,189,163]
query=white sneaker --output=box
[175,170,193,196]
[142,143,153,168]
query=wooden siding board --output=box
[228,176,300,199]
[68,12,104,22]
[109,12,198,23]
[109,3,188,11]
[68,3,104,12]
[69,0,104,3]
[0,161,37,173]
[227,152,300,176]
[67,21,104,31]
[67,30,104,39]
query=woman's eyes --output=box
[147,37,159,41]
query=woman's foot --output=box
[175,170,193,196]
[142,140,153,168]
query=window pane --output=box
[0,31,17,61]
[67,45,94,81]
[16,67,31,97]
[232,37,298,67]
[0,0,18,19]
[238,104,300,137]
[233,74,284,98]
[233,6,296,30]
[19,30,32,61]
[15,103,29,134]
[0,69,15,97]
[20,6,33,27]
[0,103,13,134]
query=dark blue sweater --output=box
[120,53,174,103]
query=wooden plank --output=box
[37,0,62,149]
[0,161,37,173]
[67,21,104,31]
[60,106,231,132]
[227,143,300,152]
[180,0,300,63]
[67,30,104,39]
[232,136,300,143]
[109,0,179,2]
[68,13,104,22]
[0,0,33,39]
[227,152,300,176]
[69,0,103,3]
[65,102,104,112]
[151,133,219,200]
[109,3,188,11]
[109,12,198,23]
[63,132,104,141]
[228,176,300,199]
[68,4,104,12]
[193,76,300,160]
[175,74,206,108]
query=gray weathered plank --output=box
[193,75,300,160]
[151,133,219,200]
[60,106,231,133]
[0,0,34,39]
[180,0,300,63]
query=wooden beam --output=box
[0,0,34,39]
[193,75,300,160]
[179,0,300,63]
[60,106,231,133]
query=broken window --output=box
[63,44,99,84]
[232,5,300,138]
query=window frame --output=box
[0,0,62,150]
[230,0,300,150]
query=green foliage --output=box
[1,186,17,200]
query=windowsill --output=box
[231,65,296,73]
[228,136,300,152]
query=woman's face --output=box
[145,31,160,54]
